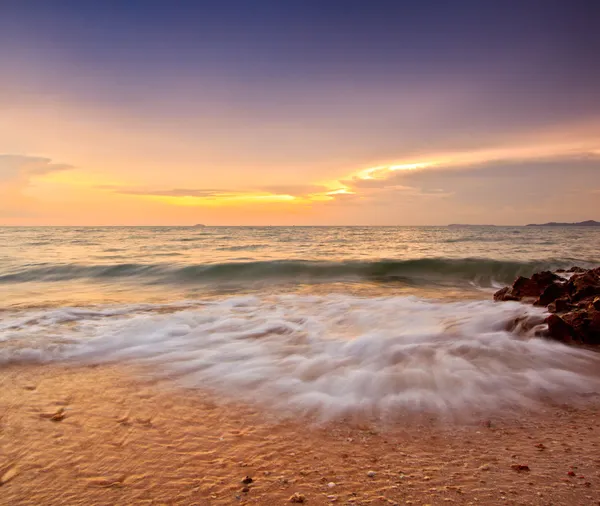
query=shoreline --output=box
[2,363,600,505]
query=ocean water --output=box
[2,226,600,418]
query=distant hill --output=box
[447,224,497,227]
[526,220,600,227]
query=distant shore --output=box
[526,220,600,227]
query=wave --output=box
[2,294,599,419]
[0,257,595,287]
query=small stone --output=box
[0,467,18,485]
[367,470,376,478]
[40,407,66,422]
[241,486,250,493]
[289,492,306,503]
[241,476,253,485]
[510,464,530,472]
[327,482,336,488]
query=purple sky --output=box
[1,0,599,224]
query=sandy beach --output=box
[1,363,599,505]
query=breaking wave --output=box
[0,257,593,287]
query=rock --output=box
[40,407,66,422]
[241,486,250,493]
[327,482,336,488]
[494,287,520,302]
[511,276,542,299]
[493,286,510,301]
[546,314,577,343]
[531,270,561,287]
[568,271,600,301]
[548,297,572,313]
[0,467,18,485]
[510,464,530,472]
[367,470,376,478]
[495,267,600,347]
[495,271,563,302]
[534,282,568,306]
[241,476,253,485]
[289,492,306,503]
[567,266,586,273]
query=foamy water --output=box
[2,226,600,419]
[3,294,600,419]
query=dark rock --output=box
[241,476,253,485]
[567,266,586,273]
[587,310,600,345]
[562,310,588,329]
[494,286,520,301]
[534,282,568,306]
[546,314,578,343]
[568,271,600,301]
[531,270,561,286]
[495,267,600,347]
[511,276,542,298]
[547,297,572,314]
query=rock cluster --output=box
[494,267,600,346]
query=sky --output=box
[1,0,599,225]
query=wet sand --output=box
[1,364,599,505]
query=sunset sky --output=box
[1,0,599,225]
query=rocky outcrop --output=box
[494,267,600,346]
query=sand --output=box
[1,363,599,505]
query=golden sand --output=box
[1,364,599,505]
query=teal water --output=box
[1,226,599,306]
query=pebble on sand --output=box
[367,471,376,478]
[0,467,18,485]
[289,492,306,503]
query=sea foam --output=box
[2,294,599,419]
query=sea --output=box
[2,225,600,419]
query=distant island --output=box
[191,224,206,227]
[526,220,600,227]
[447,224,497,227]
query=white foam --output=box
[1,294,599,419]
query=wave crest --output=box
[0,257,593,287]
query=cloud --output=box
[96,183,355,204]
[0,154,72,184]
[257,184,330,196]
[341,152,600,192]
[0,154,74,220]
[98,186,235,198]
